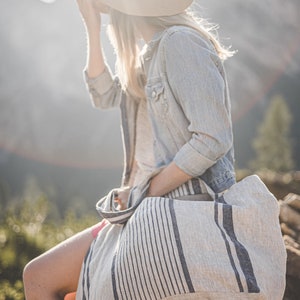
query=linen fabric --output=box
[76,175,286,299]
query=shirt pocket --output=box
[145,81,168,117]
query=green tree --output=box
[251,95,294,172]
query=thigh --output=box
[28,223,102,296]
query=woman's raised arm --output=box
[76,0,106,78]
[77,1,122,109]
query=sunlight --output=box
[39,0,56,3]
[0,0,299,170]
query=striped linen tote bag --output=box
[76,175,286,299]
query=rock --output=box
[284,235,300,251]
[280,203,300,231]
[284,193,300,212]
[280,194,300,300]
[284,236,300,279]
[281,223,297,239]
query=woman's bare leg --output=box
[23,222,105,300]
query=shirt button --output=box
[152,91,156,98]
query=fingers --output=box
[114,187,131,210]
[114,197,127,210]
[93,1,110,13]
[76,0,108,16]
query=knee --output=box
[23,257,47,298]
[23,255,69,299]
[23,259,38,290]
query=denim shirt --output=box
[85,25,236,193]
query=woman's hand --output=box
[114,186,131,210]
[76,0,107,31]
[93,0,110,14]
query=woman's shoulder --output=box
[159,25,215,53]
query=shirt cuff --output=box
[83,66,114,96]
[173,142,216,177]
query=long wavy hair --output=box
[107,9,233,99]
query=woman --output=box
[23,0,236,298]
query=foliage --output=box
[0,190,99,299]
[0,280,23,300]
[251,95,295,172]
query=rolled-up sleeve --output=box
[84,65,122,109]
[164,30,233,177]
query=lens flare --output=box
[39,0,56,3]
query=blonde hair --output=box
[108,9,234,99]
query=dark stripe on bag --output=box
[111,251,119,300]
[185,182,191,194]
[158,200,179,293]
[191,178,202,194]
[114,226,131,300]
[128,215,145,300]
[214,202,244,292]
[137,204,157,298]
[86,241,96,299]
[220,196,260,293]
[150,200,171,297]
[169,200,195,293]
[81,239,96,300]
[133,205,153,299]
[120,227,134,300]
[81,247,89,300]
[143,201,162,298]
[81,249,89,300]
[144,201,164,298]
[129,214,148,300]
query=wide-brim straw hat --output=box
[99,0,193,17]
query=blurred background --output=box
[0,0,299,298]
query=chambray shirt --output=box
[85,25,236,193]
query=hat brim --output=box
[100,0,193,17]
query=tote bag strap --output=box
[96,180,151,224]
[96,167,167,224]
